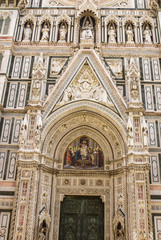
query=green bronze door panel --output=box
[59,196,104,240]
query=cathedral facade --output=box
[0,0,160,239]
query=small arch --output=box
[140,15,154,28]
[40,20,51,42]
[122,15,137,27]
[125,21,135,43]
[58,21,68,42]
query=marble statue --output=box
[41,24,50,42]
[143,26,152,43]
[127,117,133,146]
[142,119,148,147]
[126,26,134,43]
[23,23,32,42]
[35,128,41,149]
[108,26,116,43]
[59,25,67,42]
[81,20,94,40]
[131,78,139,100]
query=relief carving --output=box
[59,63,112,105]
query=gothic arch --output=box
[140,15,154,27]
[21,13,36,25]
[56,13,71,26]
[39,14,53,25]
[41,102,127,167]
[104,15,119,26]
[122,15,137,27]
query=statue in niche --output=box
[59,25,67,42]
[81,20,94,40]
[23,23,32,42]
[142,119,148,147]
[127,117,133,146]
[131,78,139,100]
[108,26,116,43]
[126,26,134,43]
[143,26,152,43]
[41,24,50,42]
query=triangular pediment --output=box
[43,50,127,121]
[57,60,114,108]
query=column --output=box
[140,24,143,43]
[122,24,125,43]
[134,25,138,43]
[37,24,41,42]
[105,22,107,43]
[67,23,71,43]
[73,18,79,45]
[117,24,120,43]
[152,27,156,44]
[97,18,101,45]
[49,22,53,42]
[55,23,58,42]
[19,24,24,42]
[32,23,36,42]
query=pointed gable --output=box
[43,50,127,121]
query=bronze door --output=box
[59,196,104,240]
